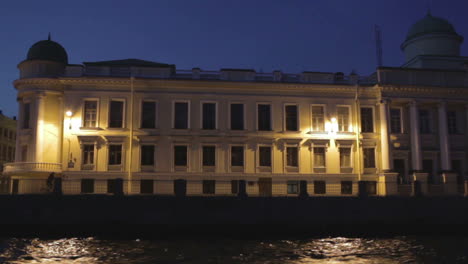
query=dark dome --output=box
[26,38,68,64]
[406,13,459,41]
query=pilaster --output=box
[379,99,391,171]
[437,102,451,171]
[409,101,422,170]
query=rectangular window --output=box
[390,108,402,133]
[202,180,215,194]
[140,145,155,166]
[447,111,458,134]
[202,146,216,166]
[363,148,376,168]
[109,100,124,128]
[174,102,189,129]
[107,179,116,194]
[337,106,349,132]
[257,104,271,131]
[231,180,239,194]
[259,146,272,167]
[108,145,122,165]
[230,103,244,130]
[23,103,30,129]
[231,146,244,167]
[311,106,325,131]
[81,179,94,194]
[287,181,299,194]
[140,180,154,194]
[83,100,97,127]
[360,107,374,133]
[419,109,431,134]
[341,181,353,194]
[286,147,298,167]
[313,147,326,167]
[174,145,187,166]
[21,146,27,162]
[202,103,216,129]
[82,144,94,165]
[339,147,351,167]
[141,101,156,129]
[314,181,326,194]
[285,105,298,131]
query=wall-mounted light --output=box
[65,110,73,129]
[325,117,338,134]
[65,111,73,117]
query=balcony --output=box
[3,162,62,175]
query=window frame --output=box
[230,145,245,168]
[336,105,352,132]
[81,143,96,170]
[390,107,403,134]
[140,99,158,129]
[285,145,299,168]
[313,147,326,168]
[173,144,189,169]
[200,101,218,130]
[229,102,245,130]
[360,106,375,133]
[256,102,272,131]
[284,103,299,132]
[172,100,191,129]
[201,145,216,167]
[339,147,352,168]
[22,101,31,129]
[82,99,99,128]
[108,144,123,170]
[140,144,156,167]
[311,104,326,132]
[258,145,272,167]
[287,181,299,195]
[418,108,432,134]
[363,147,376,169]
[108,99,126,128]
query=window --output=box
[231,146,244,167]
[360,107,374,133]
[82,144,94,165]
[202,103,216,129]
[337,106,349,132]
[7,147,13,161]
[81,179,94,194]
[141,145,155,166]
[203,180,215,194]
[230,103,244,130]
[140,180,154,194]
[365,181,377,195]
[107,179,116,194]
[257,104,271,131]
[447,111,458,134]
[231,180,239,194]
[109,100,124,128]
[83,100,97,127]
[339,148,351,167]
[313,147,326,167]
[341,181,353,194]
[314,181,326,194]
[21,146,27,162]
[390,108,402,133]
[174,145,187,166]
[419,109,431,134]
[23,103,30,129]
[202,146,216,166]
[174,102,189,129]
[259,146,271,167]
[287,181,299,194]
[285,105,298,131]
[363,148,376,168]
[311,106,325,131]
[141,101,156,129]
[108,145,122,165]
[286,147,298,167]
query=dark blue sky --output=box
[1,0,467,117]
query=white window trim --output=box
[228,102,246,130]
[200,144,217,169]
[257,144,273,168]
[172,100,191,129]
[336,105,352,132]
[172,144,190,172]
[139,143,157,169]
[284,144,300,172]
[200,101,218,130]
[256,102,273,131]
[108,98,126,129]
[82,98,100,129]
[310,104,327,132]
[360,105,375,133]
[363,147,377,169]
[390,107,404,134]
[228,144,246,172]
[312,146,327,169]
[283,103,300,132]
[140,99,158,129]
[107,143,125,171]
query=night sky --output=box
[0,0,467,117]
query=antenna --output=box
[374,25,383,67]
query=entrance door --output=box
[12,179,19,194]
[393,159,407,184]
[258,178,272,197]
[423,159,434,184]
[174,179,187,197]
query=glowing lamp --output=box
[65,111,73,117]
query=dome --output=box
[26,36,68,64]
[406,13,459,41]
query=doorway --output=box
[258,178,272,197]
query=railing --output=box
[3,162,62,174]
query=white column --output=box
[35,93,45,162]
[379,99,391,171]
[437,102,451,171]
[409,101,422,171]
[14,99,23,162]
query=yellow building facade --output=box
[4,14,468,196]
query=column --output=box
[437,102,450,171]
[379,99,391,171]
[35,93,46,162]
[409,101,422,171]
[14,98,23,162]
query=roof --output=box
[26,39,68,64]
[83,59,175,68]
[406,13,460,41]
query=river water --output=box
[0,236,467,263]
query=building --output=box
[0,111,16,194]
[3,13,468,196]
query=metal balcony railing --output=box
[3,162,62,175]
